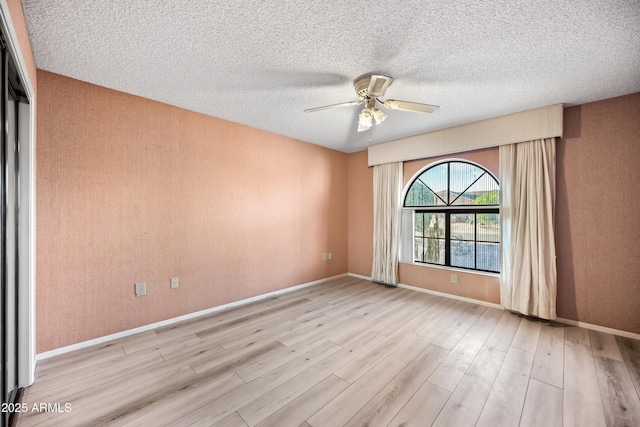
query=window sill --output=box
[399,261,500,278]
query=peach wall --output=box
[401,148,501,303]
[36,70,348,352]
[556,93,640,334]
[403,148,499,184]
[347,147,501,303]
[349,93,640,334]
[398,265,500,303]
[347,150,373,276]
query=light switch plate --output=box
[170,277,178,289]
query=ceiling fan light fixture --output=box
[357,122,372,132]
[373,108,387,124]
[358,108,374,130]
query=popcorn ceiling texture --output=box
[23,0,640,152]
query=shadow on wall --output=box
[555,105,581,320]
[563,105,582,139]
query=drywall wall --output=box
[347,146,501,302]
[348,92,640,334]
[556,92,640,334]
[347,150,373,276]
[35,66,640,351]
[36,70,348,352]
[401,148,501,303]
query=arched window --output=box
[403,160,500,272]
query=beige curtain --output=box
[499,138,557,319]
[371,162,403,285]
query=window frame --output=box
[403,160,500,274]
[412,207,500,273]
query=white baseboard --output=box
[348,272,503,309]
[36,273,347,361]
[555,317,640,341]
[38,272,640,360]
[347,272,372,281]
[397,282,504,310]
[348,273,640,340]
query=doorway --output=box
[1,27,30,427]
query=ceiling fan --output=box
[304,74,439,132]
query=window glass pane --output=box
[414,213,445,237]
[451,241,475,269]
[414,212,445,264]
[453,173,500,206]
[414,212,434,237]
[477,214,500,242]
[414,212,424,237]
[405,181,438,207]
[450,193,475,205]
[424,238,445,264]
[419,164,448,205]
[414,237,446,264]
[477,242,500,272]
[424,213,446,238]
[414,237,424,262]
[450,213,474,241]
[471,176,500,205]
[449,162,482,203]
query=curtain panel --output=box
[371,162,403,285]
[499,138,557,319]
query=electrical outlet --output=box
[134,282,146,296]
[323,253,331,261]
[170,277,178,289]
[450,274,457,284]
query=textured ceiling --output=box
[23,0,640,153]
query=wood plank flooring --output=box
[16,276,640,426]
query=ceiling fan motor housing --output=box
[354,74,393,98]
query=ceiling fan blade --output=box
[382,99,440,113]
[304,99,363,113]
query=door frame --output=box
[0,1,36,389]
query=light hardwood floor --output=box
[16,276,640,426]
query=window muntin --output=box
[405,161,499,207]
[404,161,500,273]
[414,212,446,265]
